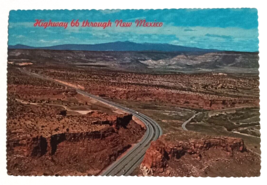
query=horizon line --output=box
[8,41,259,53]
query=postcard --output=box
[7,9,260,176]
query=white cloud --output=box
[9,22,33,28]
[99,10,121,14]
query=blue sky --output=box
[8,9,259,52]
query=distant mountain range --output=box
[9,41,218,52]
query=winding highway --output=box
[19,68,162,176]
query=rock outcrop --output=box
[7,97,146,176]
[140,136,260,177]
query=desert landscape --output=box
[7,47,260,176]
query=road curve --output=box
[181,112,201,131]
[19,68,162,176]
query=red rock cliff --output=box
[140,136,260,177]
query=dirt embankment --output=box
[53,78,85,90]
[140,135,260,177]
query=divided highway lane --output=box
[19,68,162,176]
[77,90,162,175]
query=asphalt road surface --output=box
[19,68,162,176]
